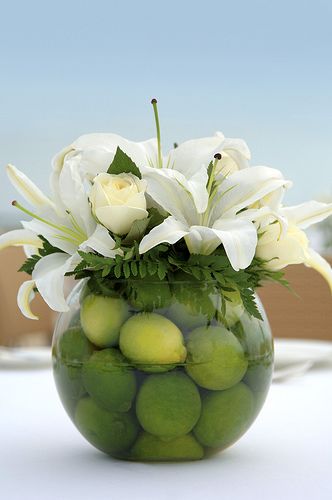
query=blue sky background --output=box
[1,0,331,225]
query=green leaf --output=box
[107,146,142,178]
[19,236,64,275]
[114,263,122,278]
[147,207,166,229]
[122,217,150,244]
[139,261,147,278]
[123,262,131,279]
[147,261,158,276]
[157,261,167,280]
[19,254,40,274]
[101,265,111,278]
[130,261,138,276]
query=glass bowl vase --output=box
[52,277,273,462]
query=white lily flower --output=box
[139,164,290,271]
[1,165,121,318]
[256,200,332,292]
[165,132,250,178]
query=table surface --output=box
[1,357,332,500]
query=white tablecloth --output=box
[1,364,332,500]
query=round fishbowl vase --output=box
[52,278,273,462]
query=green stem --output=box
[151,98,163,168]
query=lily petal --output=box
[80,225,122,258]
[165,136,223,177]
[17,280,38,320]
[23,245,40,258]
[58,158,95,236]
[184,167,209,213]
[0,229,42,251]
[165,134,250,178]
[184,226,221,255]
[139,216,189,254]
[7,164,53,208]
[281,201,332,229]
[212,218,258,270]
[304,247,332,293]
[22,219,78,254]
[32,253,80,312]
[140,165,198,224]
[213,166,292,219]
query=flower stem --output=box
[151,98,163,168]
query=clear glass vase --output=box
[52,277,273,462]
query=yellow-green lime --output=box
[136,372,201,439]
[82,348,136,412]
[119,313,186,371]
[130,432,204,461]
[185,325,248,390]
[75,397,138,455]
[81,294,130,347]
[194,383,254,449]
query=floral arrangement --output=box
[1,99,332,323]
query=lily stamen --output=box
[151,98,163,168]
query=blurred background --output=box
[0,0,331,345]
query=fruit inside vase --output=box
[52,279,273,462]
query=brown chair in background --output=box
[259,257,332,341]
[0,247,55,346]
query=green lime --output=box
[130,432,204,461]
[119,313,186,371]
[81,294,130,347]
[53,326,94,415]
[57,326,94,364]
[185,326,248,390]
[136,372,201,439]
[194,383,254,449]
[243,360,273,413]
[75,397,139,455]
[82,348,136,412]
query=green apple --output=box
[185,325,248,390]
[136,372,201,440]
[80,294,130,347]
[119,313,187,371]
[194,383,254,449]
[130,432,204,461]
[82,348,136,412]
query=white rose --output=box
[256,222,309,270]
[90,173,148,235]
